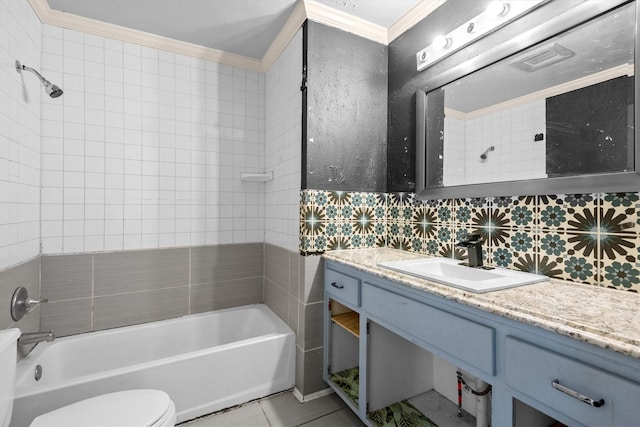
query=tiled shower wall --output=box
[0,0,42,334]
[265,29,302,252]
[0,0,42,270]
[443,99,546,186]
[300,189,640,293]
[39,24,266,254]
[39,243,263,336]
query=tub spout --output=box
[18,330,55,346]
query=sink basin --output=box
[377,257,547,293]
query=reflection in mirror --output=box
[417,1,639,199]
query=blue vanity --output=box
[323,248,640,427]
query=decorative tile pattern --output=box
[299,190,387,255]
[300,189,640,292]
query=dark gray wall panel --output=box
[38,243,266,336]
[190,243,263,284]
[305,21,388,192]
[94,248,189,295]
[189,277,263,314]
[41,298,92,336]
[93,287,189,331]
[388,0,485,192]
[41,254,93,301]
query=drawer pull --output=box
[551,379,605,408]
[330,282,344,289]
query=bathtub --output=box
[11,304,295,426]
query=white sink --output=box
[377,257,547,293]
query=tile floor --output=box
[179,391,365,427]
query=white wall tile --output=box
[444,100,547,186]
[0,2,41,269]
[4,3,270,260]
[264,29,302,251]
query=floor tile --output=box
[260,392,346,427]
[301,408,365,426]
[180,401,269,427]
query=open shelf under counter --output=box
[368,390,476,427]
[331,311,360,337]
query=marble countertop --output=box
[323,248,640,359]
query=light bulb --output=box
[434,35,452,49]
[487,1,509,17]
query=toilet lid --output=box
[30,389,173,427]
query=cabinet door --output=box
[505,337,640,427]
[325,297,361,411]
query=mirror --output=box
[416,0,639,199]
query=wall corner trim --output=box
[262,1,307,72]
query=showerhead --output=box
[44,82,64,98]
[480,146,495,160]
[15,60,63,98]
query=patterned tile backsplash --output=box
[299,189,640,293]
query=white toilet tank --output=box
[0,329,20,427]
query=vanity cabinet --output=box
[324,258,640,427]
[363,283,495,376]
[505,337,640,426]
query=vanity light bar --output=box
[416,0,546,72]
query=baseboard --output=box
[292,386,334,403]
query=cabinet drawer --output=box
[362,284,495,375]
[505,337,640,426]
[325,268,361,307]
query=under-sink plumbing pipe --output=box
[457,372,463,417]
[475,378,491,427]
[456,370,491,427]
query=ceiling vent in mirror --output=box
[510,43,575,72]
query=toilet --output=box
[0,329,176,427]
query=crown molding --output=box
[26,0,447,73]
[26,0,50,20]
[262,1,307,72]
[388,0,449,43]
[303,0,387,45]
[46,9,262,71]
[26,0,262,72]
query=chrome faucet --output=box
[18,330,55,346]
[456,233,484,268]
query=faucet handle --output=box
[25,297,49,309]
[11,287,48,321]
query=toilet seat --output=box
[30,389,176,427]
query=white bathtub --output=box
[11,304,295,426]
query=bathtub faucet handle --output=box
[25,296,48,308]
[11,286,48,321]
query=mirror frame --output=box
[416,0,640,200]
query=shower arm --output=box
[16,61,50,86]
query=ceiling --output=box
[46,0,424,60]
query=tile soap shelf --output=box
[240,172,273,182]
